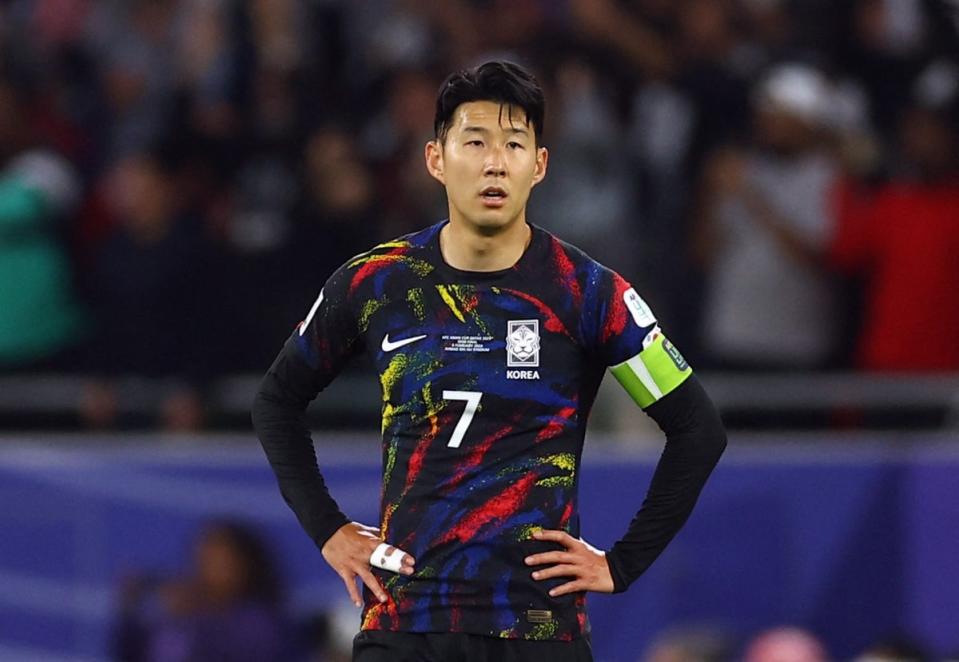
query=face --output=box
[305,129,373,213]
[900,108,956,176]
[106,156,176,234]
[196,530,248,602]
[755,107,817,154]
[425,101,548,234]
[0,83,26,160]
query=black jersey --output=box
[281,220,693,641]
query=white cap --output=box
[755,63,832,126]
[6,150,80,214]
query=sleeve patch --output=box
[609,334,692,409]
[623,288,657,328]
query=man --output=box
[694,63,840,370]
[831,61,959,371]
[253,61,726,662]
[0,78,85,371]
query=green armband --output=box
[609,334,692,409]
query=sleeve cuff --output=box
[313,512,352,551]
[604,547,632,594]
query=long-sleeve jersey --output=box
[253,220,725,641]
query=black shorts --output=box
[352,630,593,662]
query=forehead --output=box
[448,100,531,134]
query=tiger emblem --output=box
[506,320,540,366]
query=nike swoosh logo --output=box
[382,333,427,352]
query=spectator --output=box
[0,77,86,370]
[694,64,841,370]
[737,0,806,70]
[360,66,446,238]
[642,625,731,662]
[831,60,959,371]
[213,67,305,372]
[218,124,384,373]
[83,145,217,429]
[172,0,243,159]
[0,0,956,432]
[84,0,180,157]
[626,0,752,341]
[292,125,382,279]
[345,0,480,83]
[743,626,828,662]
[534,57,636,275]
[836,0,930,134]
[113,520,291,662]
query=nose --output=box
[484,146,507,177]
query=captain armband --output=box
[609,330,692,409]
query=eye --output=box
[507,141,524,150]
[466,140,484,147]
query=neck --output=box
[440,216,531,272]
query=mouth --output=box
[479,186,508,208]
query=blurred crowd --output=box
[112,519,949,662]
[1,0,958,428]
[642,623,943,662]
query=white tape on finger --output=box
[370,542,407,573]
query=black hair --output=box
[434,61,545,144]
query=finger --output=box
[531,564,580,581]
[356,567,388,603]
[339,571,362,607]
[549,579,587,597]
[370,542,413,574]
[525,551,577,566]
[381,546,416,575]
[533,529,577,546]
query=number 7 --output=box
[443,390,483,448]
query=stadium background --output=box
[1,0,958,660]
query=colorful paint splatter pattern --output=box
[294,222,656,640]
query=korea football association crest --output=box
[506,319,541,379]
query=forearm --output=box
[690,187,724,269]
[252,342,350,549]
[605,375,726,592]
[571,0,673,78]
[741,186,824,268]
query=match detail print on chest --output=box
[373,283,548,378]
[434,283,497,383]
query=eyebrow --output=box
[462,126,529,136]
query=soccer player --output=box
[253,61,726,662]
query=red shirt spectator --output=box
[832,176,959,370]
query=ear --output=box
[425,140,445,185]
[531,146,548,187]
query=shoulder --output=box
[535,224,596,270]
[533,224,616,289]
[536,228,662,352]
[533,224,630,304]
[530,225,651,350]
[345,223,439,268]
[330,222,443,297]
